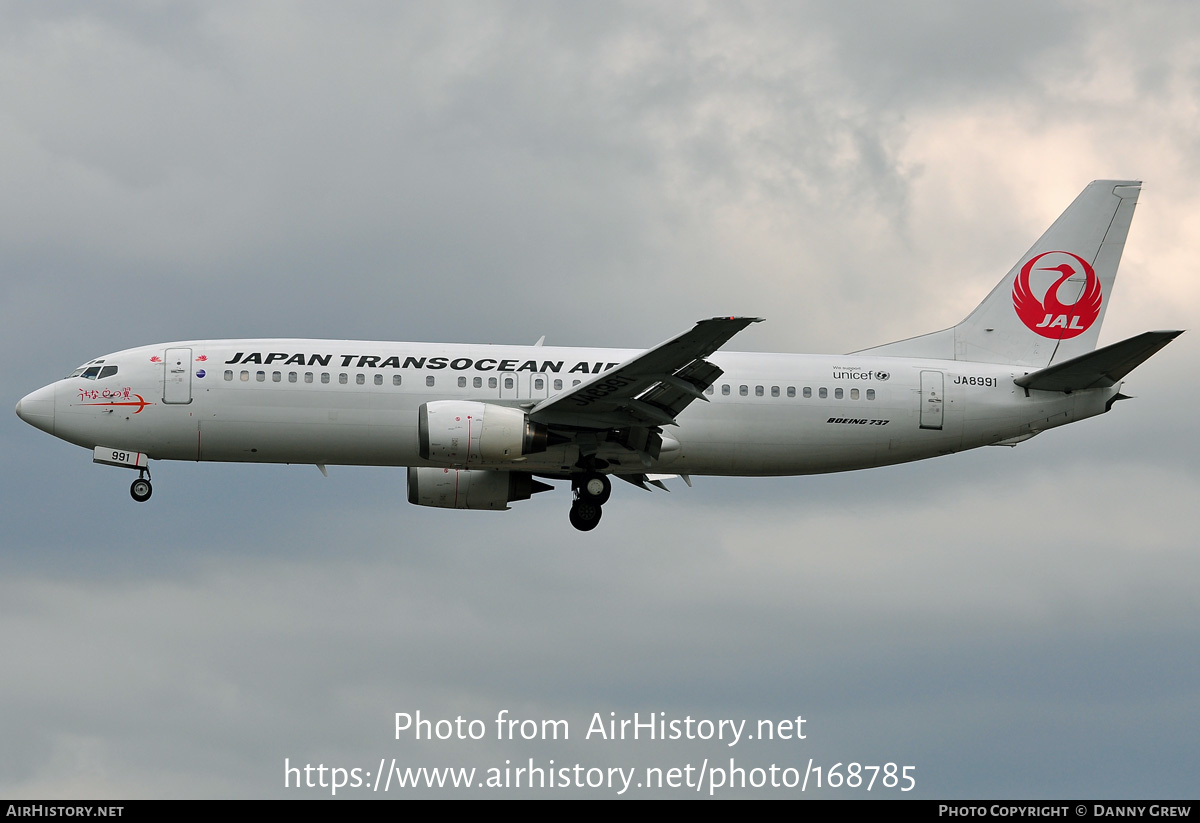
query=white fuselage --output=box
[22,339,1117,478]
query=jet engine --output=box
[407,467,552,510]
[417,401,549,465]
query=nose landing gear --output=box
[91,447,155,503]
[130,469,153,502]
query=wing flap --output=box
[1014,330,1183,392]
[633,359,723,419]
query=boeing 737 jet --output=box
[16,180,1181,530]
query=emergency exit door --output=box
[919,370,943,430]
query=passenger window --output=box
[375,374,383,386]
[288,372,297,383]
[755,385,764,397]
[240,371,249,382]
[304,372,313,383]
[427,376,436,387]
[739,385,748,396]
[504,377,514,389]
[534,378,544,390]
[771,386,779,397]
[356,374,365,385]
[256,371,266,382]
[787,387,796,398]
[553,379,562,390]
[458,376,467,388]
[474,377,483,389]
[803,387,812,398]
[722,384,730,396]
[572,380,581,387]
[705,386,714,395]
[224,370,233,381]
[272,371,281,382]
[818,387,827,399]
[339,373,348,384]
[851,388,859,400]
[393,375,401,386]
[866,388,876,400]
[321,373,330,384]
[490,377,499,389]
[834,388,843,399]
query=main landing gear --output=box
[569,473,611,531]
[130,469,153,503]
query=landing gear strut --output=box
[569,473,611,531]
[130,469,153,503]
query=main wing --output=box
[528,317,762,431]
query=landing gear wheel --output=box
[577,473,611,505]
[130,478,153,503]
[569,500,603,531]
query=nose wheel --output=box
[130,471,153,503]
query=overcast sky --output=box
[2,1,1198,798]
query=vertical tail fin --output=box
[859,180,1141,367]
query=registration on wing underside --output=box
[529,317,762,428]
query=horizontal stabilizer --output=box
[1014,330,1183,392]
[988,432,1040,447]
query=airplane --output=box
[16,180,1182,531]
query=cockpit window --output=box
[69,359,116,379]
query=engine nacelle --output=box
[407,467,552,510]
[418,401,549,465]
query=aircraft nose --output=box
[16,384,55,435]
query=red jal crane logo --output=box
[1012,250,1102,339]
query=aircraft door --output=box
[163,347,193,405]
[919,370,943,430]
